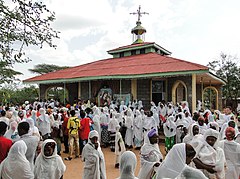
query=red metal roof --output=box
[24,52,208,82]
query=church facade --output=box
[24,7,225,112]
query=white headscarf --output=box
[34,139,66,179]
[117,151,138,179]
[0,140,34,179]
[4,121,20,142]
[156,143,186,179]
[183,123,199,144]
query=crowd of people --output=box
[0,98,240,179]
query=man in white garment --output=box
[18,121,40,171]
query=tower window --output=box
[119,52,124,57]
[131,50,136,55]
[140,49,145,54]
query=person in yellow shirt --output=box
[65,110,80,160]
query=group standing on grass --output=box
[0,98,240,178]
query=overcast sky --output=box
[14,0,240,81]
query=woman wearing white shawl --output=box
[218,127,240,179]
[156,143,197,179]
[0,140,34,179]
[30,110,37,126]
[133,110,143,149]
[125,109,134,148]
[92,107,101,142]
[34,139,66,179]
[4,121,20,142]
[138,129,163,179]
[115,125,126,168]
[117,151,138,179]
[36,108,51,139]
[82,130,106,179]
[163,116,176,152]
[193,128,225,179]
[26,118,40,138]
[183,123,200,144]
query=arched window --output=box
[172,80,187,105]
[202,86,218,110]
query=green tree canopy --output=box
[29,63,69,75]
[0,0,59,83]
[207,52,240,107]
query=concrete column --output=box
[131,79,137,100]
[192,74,197,112]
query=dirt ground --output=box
[62,143,166,179]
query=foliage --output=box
[0,0,59,83]
[0,84,38,105]
[29,63,69,75]
[0,61,22,84]
[207,52,240,102]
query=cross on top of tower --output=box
[130,5,149,22]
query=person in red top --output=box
[61,110,69,153]
[0,121,13,163]
[79,110,91,155]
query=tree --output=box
[0,61,22,84]
[0,0,59,83]
[29,63,69,75]
[207,52,240,108]
[0,84,38,105]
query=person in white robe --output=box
[152,108,160,133]
[82,130,106,179]
[137,100,143,110]
[163,115,176,152]
[175,112,187,143]
[156,143,197,179]
[218,127,240,179]
[119,101,127,113]
[207,121,220,132]
[138,128,163,179]
[30,110,37,126]
[150,101,157,113]
[26,118,40,138]
[92,107,101,142]
[36,108,51,139]
[18,121,40,172]
[133,110,143,149]
[4,121,20,142]
[0,140,34,179]
[116,151,138,179]
[34,139,66,179]
[125,109,134,148]
[217,113,228,129]
[197,116,207,134]
[220,120,238,140]
[108,111,119,151]
[115,125,126,168]
[167,103,175,116]
[183,123,200,144]
[193,128,226,179]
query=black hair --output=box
[1,110,6,116]
[80,110,86,119]
[70,110,76,117]
[18,122,30,133]
[0,121,7,134]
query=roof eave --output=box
[207,72,226,85]
[23,69,209,85]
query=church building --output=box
[24,6,225,112]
